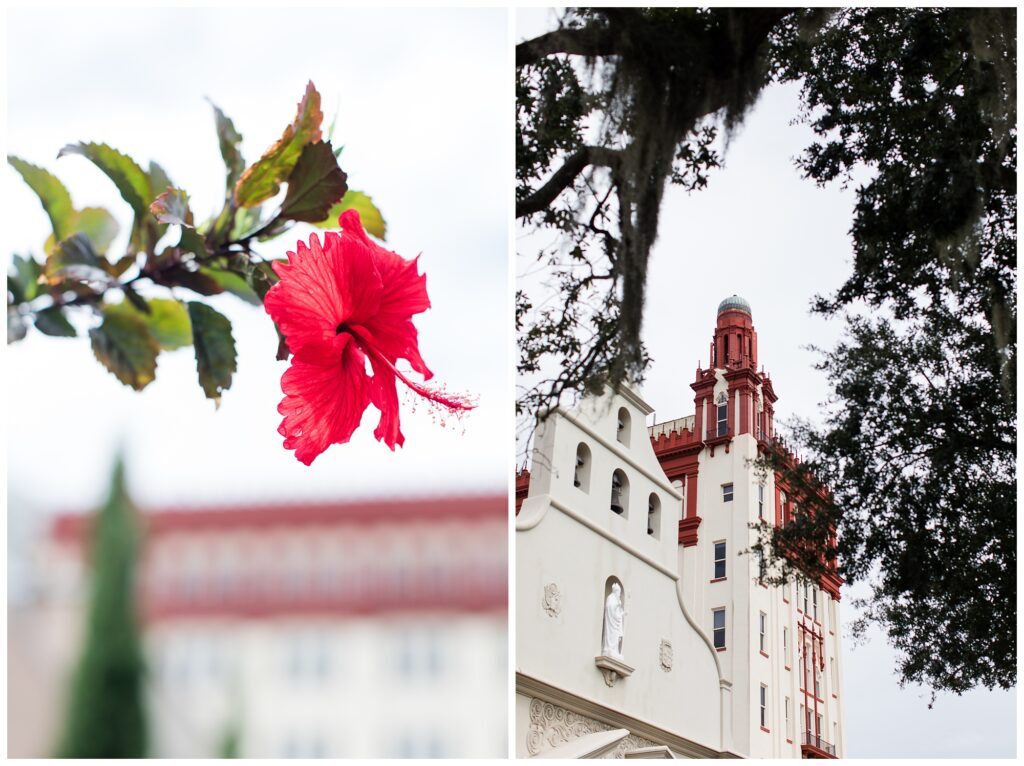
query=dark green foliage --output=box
[188,301,237,404]
[279,141,349,223]
[516,8,784,416]
[56,457,147,758]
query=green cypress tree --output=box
[56,455,148,757]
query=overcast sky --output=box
[7,8,508,516]
[517,8,1015,759]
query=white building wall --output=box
[517,386,726,758]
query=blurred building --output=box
[9,494,507,758]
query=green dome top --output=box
[717,295,751,315]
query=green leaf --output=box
[89,308,160,390]
[8,156,75,241]
[107,298,192,350]
[46,233,102,279]
[8,307,28,344]
[57,143,152,220]
[43,207,121,257]
[315,190,387,240]
[10,255,42,302]
[279,141,348,223]
[209,100,245,188]
[234,80,323,208]
[150,188,193,227]
[187,302,237,403]
[72,207,120,255]
[34,305,77,337]
[201,268,262,305]
[148,161,173,199]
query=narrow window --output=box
[716,402,728,437]
[814,665,821,697]
[724,334,730,363]
[712,608,726,649]
[610,470,629,516]
[783,627,789,664]
[830,657,837,692]
[813,587,819,621]
[574,443,591,491]
[616,407,631,446]
[759,612,767,653]
[722,483,734,502]
[805,706,812,735]
[830,599,837,633]
[833,722,838,750]
[802,580,809,613]
[758,483,765,520]
[757,549,766,583]
[760,684,768,728]
[816,713,822,737]
[785,697,792,739]
[713,541,726,579]
[647,493,661,538]
[780,492,788,525]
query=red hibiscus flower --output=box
[264,210,475,465]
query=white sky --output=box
[6,8,509,512]
[517,8,1015,759]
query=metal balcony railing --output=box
[802,730,836,757]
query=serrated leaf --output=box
[107,298,192,350]
[234,81,323,208]
[58,143,152,219]
[8,156,75,241]
[187,302,236,403]
[201,268,262,305]
[209,100,245,188]
[34,305,76,337]
[150,188,193,227]
[10,255,42,302]
[315,190,387,240]
[89,308,160,390]
[46,233,101,280]
[279,141,348,223]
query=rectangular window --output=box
[785,697,792,739]
[759,612,767,653]
[760,684,768,728]
[713,608,726,649]
[757,549,766,583]
[830,599,837,633]
[758,483,765,520]
[816,713,822,736]
[780,492,788,525]
[722,483,734,502]
[803,580,809,613]
[813,587,819,621]
[815,666,821,697]
[716,403,728,437]
[831,657,837,692]
[713,541,727,579]
[805,706,812,735]
[783,626,789,664]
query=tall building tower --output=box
[650,296,845,758]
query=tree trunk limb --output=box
[516,147,622,218]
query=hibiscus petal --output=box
[277,339,370,465]
[367,354,404,450]
[338,210,432,378]
[264,230,383,357]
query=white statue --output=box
[601,582,625,659]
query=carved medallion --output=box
[659,639,673,672]
[542,582,562,617]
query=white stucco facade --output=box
[516,297,845,759]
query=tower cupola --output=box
[711,295,757,370]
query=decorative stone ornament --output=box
[594,654,635,687]
[659,639,673,672]
[542,582,562,617]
